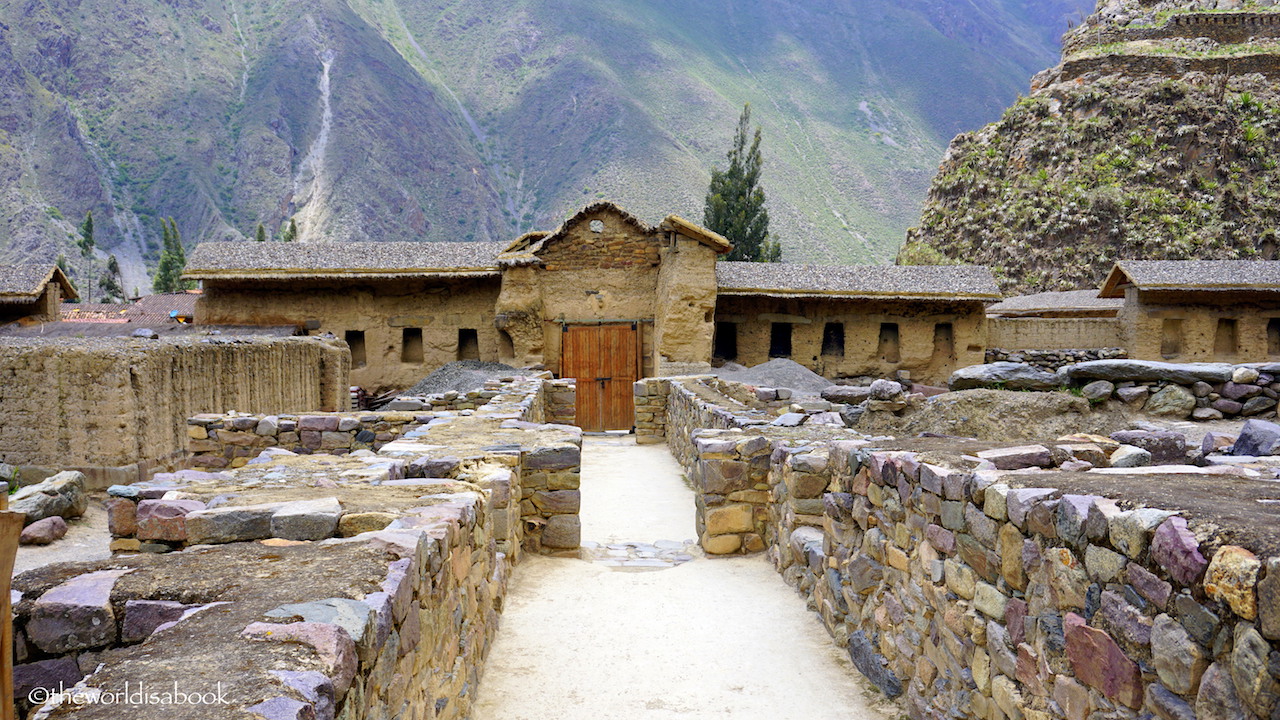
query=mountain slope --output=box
[0,0,1088,295]
[901,0,1280,294]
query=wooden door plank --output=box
[0,510,24,720]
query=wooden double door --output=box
[561,323,640,432]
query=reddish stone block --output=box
[105,498,137,536]
[1064,612,1144,709]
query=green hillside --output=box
[0,0,1088,295]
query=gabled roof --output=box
[184,242,505,281]
[497,201,730,266]
[658,215,731,253]
[1099,260,1280,298]
[0,264,78,302]
[716,262,1002,301]
[987,289,1122,317]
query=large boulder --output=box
[1144,385,1196,419]
[948,362,1062,391]
[11,471,88,526]
[821,385,871,405]
[1232,419,1280,456]
[1065,360,1233,385]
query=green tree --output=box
[256,223,266,242]
[152,217,192,293]
[704,104,780,262]
[77,211,95,257]
[98,254,126,302]
[281,217,297,242]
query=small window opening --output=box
[714,322,739,361]
[345,330,367,368]
[589,219,604,233]
[457,328,480,361]
[878,323,901,363]
[402,328,424,364]
[821,322,845,357]
[1160,319,1183,358]
[1268,319,1280,356]
[498,329,515,361]
[932,323,955,361]
[1215,318,1239,356]
[769,323,792,358]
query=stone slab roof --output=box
[184,242,506,281]
[0,264,78,302]
[987,289,1123,317]
[1100,260,1280,297]
[715,262,1001,301]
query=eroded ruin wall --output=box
[0,336,348,483]
[1120,290,1280,363]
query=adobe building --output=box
[1100,260,1280,362]
[184,202,999,428]
[0,264,77,324]
[713,263,997,380]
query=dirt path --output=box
[472,436,891,720]
[14,500,111,575]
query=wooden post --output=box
[0,510,23,720]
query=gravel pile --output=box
[404,360,520,396]
[712,358,832,397]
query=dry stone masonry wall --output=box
[12,373,582,719]
[651,376,1280,720]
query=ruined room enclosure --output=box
[12,364,1280,720]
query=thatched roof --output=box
[716,262,1001,301]
[0,264,78,303]
[987,289,1122,318]
[658,215,731,253]
[1100,260,1280,298]
[184,242,505,281]
[497,201,730,266]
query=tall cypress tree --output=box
[704,103,780,262]
[77,211,95,257]
[256,223,266,242]
[152,218,191,293]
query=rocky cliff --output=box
[901,0,1280,294]
[0,0,1088,296]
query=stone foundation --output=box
[985,348,1127,371]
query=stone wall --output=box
[0,336,349,488]
[986,318,1124,354]
[1061,52,1280,83]
[985,348,1128,371]
[15,373,588,719]
[659,375,1279,720]
[1064,11,1280,55]
[16,469,509,720]
[185,375,582,554]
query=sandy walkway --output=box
[472,436,890,720]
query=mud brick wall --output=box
[0,336,348,487]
